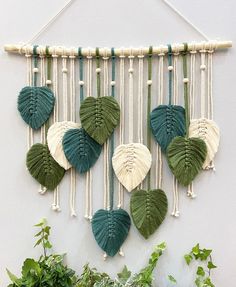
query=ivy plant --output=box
[184,243,217,287]
[7,218,77,287]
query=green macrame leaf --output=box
[130,189,168,239]
[18,86,55,130]
[189,118,220,169]
[80,96,120,145]
[26,143,65,190]
[167,136,207,186]
[63,127,102,173]
[92,209,131,257]
[150,105,186,152]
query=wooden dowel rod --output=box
[4,41,232,57]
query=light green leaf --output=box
[117,266,131,283]
[6,269,21,286]
[197,266,205,277]
[184,254,193,265]
[21,258,41,277]
[168,275,177,283]
[207,261,217,270]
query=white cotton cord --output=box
[26,46,33,150]
[161,0,210,41]
[207,49,214,121]
[187,44,198,199]
[206,47,216,171]
[69,51,77,217]
[156,49,165,189]
[171,48,180,216]
[200,48,207,118]
[103,50,110,211]
[118,49,125,208]
[138,48,144,189]
[38,47,47,195]
[39,49,46,145]
[85,50,93,220]
[50,49,60,210]
[24,0,76,45]
[53,52,69,212]
[128,48,134,143]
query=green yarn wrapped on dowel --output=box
[167,43,207,186]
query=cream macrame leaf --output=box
[189,118,220,169]
[47,121,80,170]
[130,189,168,239]
[112,143,152,192]
[80,96,120,145]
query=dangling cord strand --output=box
[183,43,190,136]
[27,46,39,149]
[103,48,110,211]
[25,46,33,150]
[128,48,134,145]
[69,48,77,217]
[54,48,69,212]
[187,43,197,198]
[51,46,60,210]
[147,46,153,190]
[85,48,93,220]
[110,48,124,257]
[156,46,165,189]
[206,43,216,170]
[38,46,47,195]
[117,48,125,209]
[138,47,144,189]
[168,44,179,217]
[172,44,180,216]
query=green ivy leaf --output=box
[168,275,177,283]
[117,266,131,283]
[204,277,215,287]
[6,269,22,286]
[196,266,205,277]
[192,244,200,255]
[207,261,217,270]
[21,258,41,277]
[184,254,193,265]
[200,249,212,261]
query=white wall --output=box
[0,0,235,286]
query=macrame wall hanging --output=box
[5,0,232,259]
